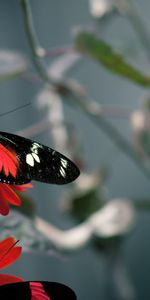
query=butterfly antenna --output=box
[0,102,31,118]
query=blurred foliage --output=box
[70,187,105,222]
[61,171,108,222]
[1,0,150,298]
[93,235,122,254]
[75,31,150,87]
[0,210,54,254]
[0,0,145,254]
[12,192,35,219]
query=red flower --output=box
[0,144,33,215]
[0,183,32,216]
[0,144,19,178]
[0,237,23,285]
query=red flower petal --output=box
[0,184,21,206]
[0,237,15,252]
[0,195,9,216]
[0,159,3,173]
[0,144,19,177]
[0,247,22,270]
[0,182,32,216]
[13,183,33,192]
[0,274,23,285]
[0,237,22,270]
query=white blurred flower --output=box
[89,0,114,18]
[48,52,81,81]
[0,50,28,79]
[131,110,150,133]
[75,172,100,192]
[89,199,135,237]
[89,0,129,18]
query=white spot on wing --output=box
[60,166,66,178]
[61,158,68,169]
[32,153,40,163]
[26,154,34,167]
[32,142,41,148]
[34,149,38,154]
[27,142,42,166]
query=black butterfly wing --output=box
[0,281,77,300]
[0,131,80,185]
[28,144,80,184]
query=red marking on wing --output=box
[0,144,19,177]
[30,282,51,300]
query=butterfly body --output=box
[0,131,80,185]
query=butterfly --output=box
[0,131,80,185]
[0,281,77,300]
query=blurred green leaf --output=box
[62,172,106,222]
[93,235,121,253]
[0,50,28,80]
[70,188,105,222]
[75,31,150,87]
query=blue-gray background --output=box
[0,0,150,299]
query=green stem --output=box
[21,0,53,84]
